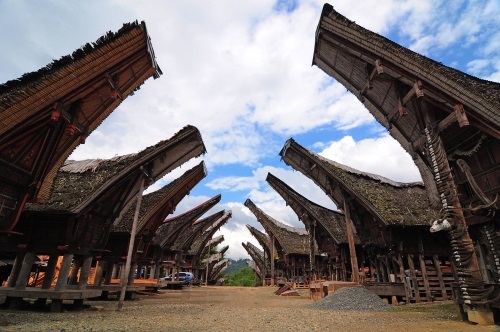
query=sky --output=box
[1,0,498,260]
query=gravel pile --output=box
[310,287,393,311]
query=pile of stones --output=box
[309,287,393,311]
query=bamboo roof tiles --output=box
[171,210,225,252]
[313,4,499,139]
[266,172,359,245]
[25,126,206,217]
[187,211,231,257]
[244,199,312,255]
[0,21,163,227]
[279,138,438,227]
[111,161,207,233]
[246,224,271,257]
[153,194,221,249]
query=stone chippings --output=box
[309,287,393,311]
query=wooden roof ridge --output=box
[314,4,499,130]
[244,199,312,255]
[242,242,264,275]
[111,161,207,233]
[25,125,206,214]
[171,210,225,252]
[242,242,264,265]
[219,245,229,256]
[210,258,229,280]
[0,21,161,96]
[245,225,271,255]
[187,210,232,256]
[266,172,357,245]
[153,194,221,248]
[279,138,438,227]
[244,199,308,235]
[206,235,225,249]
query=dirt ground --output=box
[0,286,498,331]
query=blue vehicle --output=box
[165,272,195,285]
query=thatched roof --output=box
[1,21,162,203]
[279,138,438,226]
[246,225,271,257]
[314,4,499,138]
[266,172,359,245]
[111,161,207,233]
[187,211,231,257]
[25,126,206,218]
[209,259,229,281]
[244,199,312,255]
[171,210,225,252]
[153,194,221,249]
[242,242,265,277]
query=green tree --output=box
[225,267,259,286]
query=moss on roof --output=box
[280,139,438,226]
[266,172,359,244]
[25,125,204,214]
[153,194,221,248]
[244,199,314,255]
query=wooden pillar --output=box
[378,259,388,282]
[41,254,59,289]
[111,262,119,279]
[55,253,73,291]
[6,252,26,287]
[270,235,275,286]
[433,255,448,300]
[77,256,93,290]
[93,261,105,286]
[407,254,421,303]
[68,257,81,285]
[14,252,35,290]
[341,247,347,281]
[343,198,359,283]
[418,253,432,302]
[128,262,137,286]
[105,261,115,285]
[397,253,411,303]
[418,235,432,302]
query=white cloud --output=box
[318,134,422,183]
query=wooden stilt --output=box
[407,254,421,303]
[6,252,26,287]
[68,257,81,285]
[93,261,105,286]
[13,252,35,290]
[433,255,448,300]
[77,256,93,290]
[55,253,73,291]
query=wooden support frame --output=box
[407,254,421,303]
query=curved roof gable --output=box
[313,4,499,140]
[153,194,221,249]
[112,161,207,234]
[246,225,271,257]
[0,21,163,214]
[171,210,225,252]
[266,172,358,244]
[279,138,437,226]
[187,211,231,257]
[25,126,206,219]
[244,199,311,255]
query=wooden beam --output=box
[402,81,424,106]
[433,255,448,300]
[407,254,421,303]
[343,198,359,283]
[413,108,470,150]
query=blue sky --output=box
[1,0,498,259]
